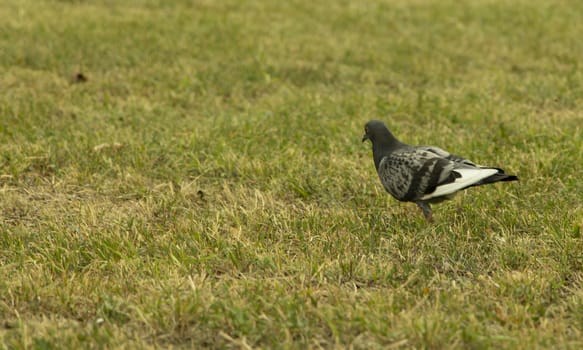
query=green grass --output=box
[1,0,582,348]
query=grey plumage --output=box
[362,120,518,221]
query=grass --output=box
[1,0,582,348]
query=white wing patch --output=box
[421,168,498,200]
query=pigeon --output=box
[362,120,518,221]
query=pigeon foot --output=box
[416,201,433,222]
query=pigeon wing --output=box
[413,146,506,199]
[417,146,478,167]
[377,150,456,202]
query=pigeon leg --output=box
[416,202,433,222]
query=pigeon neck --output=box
[372,133,401,171]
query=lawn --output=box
[1,0,582,348]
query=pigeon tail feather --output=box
[420,167,498,200]
[473,171,518,186]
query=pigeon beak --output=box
[362,134,370,142]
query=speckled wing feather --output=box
[417,146,478,167]
[377,149,456,202]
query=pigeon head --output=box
[362,120,403,170]
[362,120,397,144]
